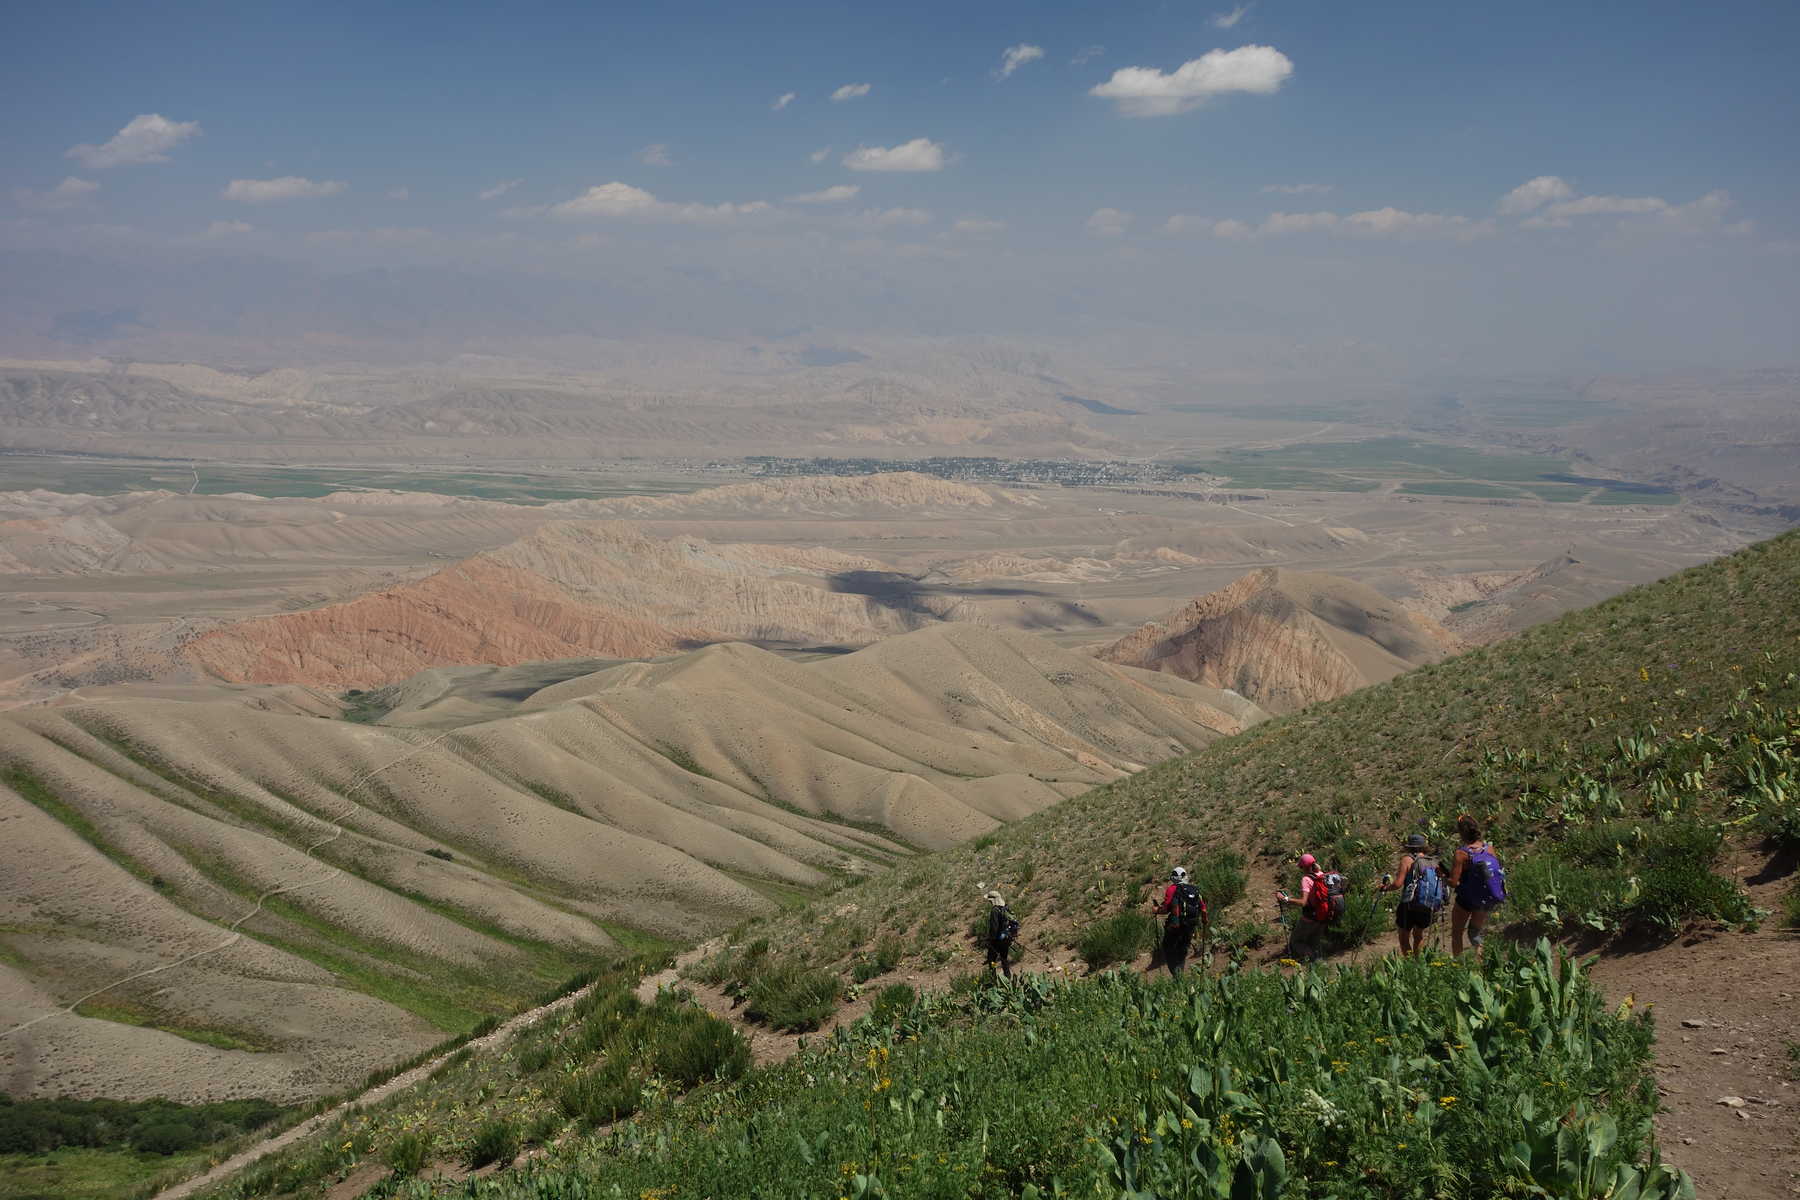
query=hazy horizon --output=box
[5,0,1799,375]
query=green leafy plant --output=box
[1075,911,1158,970]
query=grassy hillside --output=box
[150,532,1800,1200]
[720,529,1800,985]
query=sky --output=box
[4,0,1798,373]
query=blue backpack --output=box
[1402,855,1445,910]
[1456,844,1507,911]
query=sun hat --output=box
[985,890,1005,906]
[1404,833,1429,850]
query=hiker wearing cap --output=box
[982,891,1017,979]
[1274,853,1331,961]
[1447,815,1508,957]
[1151,866,1208,977]
[1377,833,1445,956]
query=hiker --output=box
[1151,865,1208,977]
[1274,853,1341,961]
[1377,833,1444,956]
[1447,815,1507,956]
[982,890,1017,979]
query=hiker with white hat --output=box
[982,890,1018,979]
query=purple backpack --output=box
[1457,844,1507,910]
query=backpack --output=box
[1169,882,1206,928]
[1302,871,1345,924]
[1456,844,1508,911]
[1401,855,1445,910]
[991,908,1020,944]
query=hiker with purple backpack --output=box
[1447,814,1507,956]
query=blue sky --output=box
[5,0,1798,369]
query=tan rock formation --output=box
[184,521,966,689]
[1097,567,1455,712]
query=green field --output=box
[1171,437,1677,502]
[0,454,708,504]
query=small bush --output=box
[1783,879,1800,931]
[465,1118,518,1169]
[1211,919,1267,952]
[870,982,916,1025]
[1191,850,1248,913]
[1075,912,1158,970]
[851,958,883,983]
[524,1112,562,1147]
[387,1130,432,1176]
[517,1042,554,1073]
[648,1010,750,1086]
[558,1059,640,1126]
[743,961,841,1032]
[1624,822,1753,934]
[425,847,455,862]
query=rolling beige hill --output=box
[182,520,968,689]
[0,624,1264,1103]
[1097,567,1455,712]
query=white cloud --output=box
[1545,193,1668,218]
[996,44,1045,80]
[1260,210,1339,235]
[1341,207,1491,238]
[809,146,833,164]
[831,82,873,102]
[547,181,770,223]
[201,220,253,236]
[478,179,523,201]
[849,207,932,230]
[787,184,861,204]
[66,113,200,167]
[637,144,674,167]
[14,176,99,211]
[1211,3,1254,29]
[951,216,1006,234]
[1089,45,1294,117]
[1087,208,1133,237]
[843,138,946,172]
[1160,213,1208,234]
[1211,219,1255,239]
[1497,175,1574,215]
[1071,45,1105,65]
[772,91,796,111]
[223,176,347,203]
[387,187,410,200]
[1261,182,1332,196]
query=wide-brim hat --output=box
[1404,833,1429,850]
[985,890,1005,906]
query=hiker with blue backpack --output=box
[983,890,1018,979]
[1376,833,1445,955]
[1151,866,1208,977]
[1447,815,1507,956]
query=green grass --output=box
[71,999,276,1053]
[2,765,155,884]
[1397,481,1527,498]
[0,1146,216,1200]
[321,943,1685,1200]
[1590,488,1682,506]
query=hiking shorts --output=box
[1395,901,1434,931]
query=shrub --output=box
[1191,850,1248,913]
[465,1118,518,1169]
[1623,822,1753,934]
[743,962,841,1032]
[648,1010,751,1086]
[524,1112,562,1147]
[517,1042,554,1073]
[869,982,916,1025]
[1075,912,1158,970]
[425,848,455,862]
[133,1120,203,1156]
[558,1059,640,1126]
[387,1130,432,1176]
[851,958,883,984]
[1784,879,1800,931]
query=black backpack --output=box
[991,908,1020,944]
[1170,882,1206,928]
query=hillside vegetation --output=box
[718,529,1800,989]
[146,530,1800,1200]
